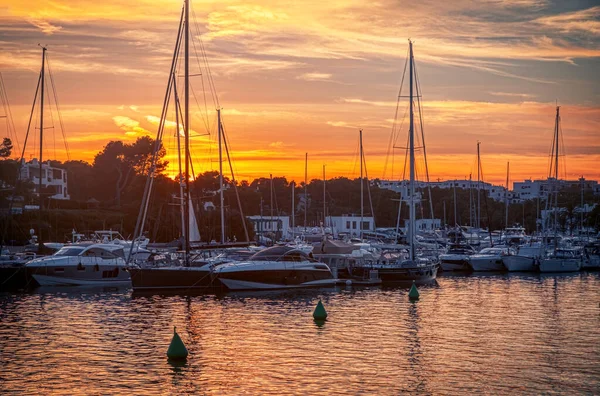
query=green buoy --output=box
[408,281,420,301]
[167,326,188,360]
[313,299,328,320]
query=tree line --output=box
[1,136,599,245]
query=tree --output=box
[93,136,167,207]
[0,138,13,158]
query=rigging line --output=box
[414,58,434,220]
[402,130,409,181]
[0,73,21,154]
[191,7,219,109]
[188,27,211,133]
[43,75,57,161]
[350,134,360,179]
[382,46,409,180]
[46,55,70,161]
[129,5,184,259]
[362,149,376,228]
[559,117,567,180]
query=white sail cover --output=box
[188,197,201,242]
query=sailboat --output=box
[346,40,438,285]
[539,106,582,273]
[127,0,225,291]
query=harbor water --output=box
[1,272,599,394]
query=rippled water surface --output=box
[1,272,599,395]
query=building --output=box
[247,215,290,241]
[513,177,600,200]
[330,215,374,237]
[19,159,69,200]
[405,218,442,231]
[379,179,509,202]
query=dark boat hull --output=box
[127,267,224,291]
[0,265,36,291]
[347,263,438,286]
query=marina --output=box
[1,0,599,393]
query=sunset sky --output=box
[0,0,598,188]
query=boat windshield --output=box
[479,248,503,255]
[54,247,85,256]
[248,246,316,262]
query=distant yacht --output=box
[214,246,336,290]
[26,244,130,286]
[468,247,512,272]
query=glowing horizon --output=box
[1,0,598,189]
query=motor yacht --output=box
[214,246,336,290]
[468,247,512,271]
[539,249,582,273]
[26,243,130,286]
[439,244,477,272]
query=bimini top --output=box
[248,246,316,262]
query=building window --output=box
[362,221,370,230]
[352,221,356,229]
[346,221,350,229]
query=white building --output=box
[513,177,600,200]
[19,159,69,200]
[330,215,374,237]
[379,179,509,203]
[405,218,442,231]
[247,215,290,240]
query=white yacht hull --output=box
[32,274,130,286]
[539,258,581,273]
[502,255,536,272]
[218,277,336,291]
[469,256,504,271]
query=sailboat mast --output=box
[360,129,364,240]
[174,75,185,240]
[553,106,560,246]
[505,161,509,230]
[218,108,225,244]
[38,46,46,252]
[304,152,307,232]
[408,40,416,261]
[453,181,457,227]
[477,141,481,229]
[323,165,326,228]
[184,0,190,263]
[291,182,295,235]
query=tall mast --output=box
[477,141,481,229]
[505,161,509,230]
[304,152,307,232]
[360,129,364,240]
[408,40,416,261]
[291,181,295,237]
[270,173,273,220]
[469,174,472,228]
[174,74,185,240]
[581,176,584,235]
[323,164,326,229]
[553,106,560,246]
[184,0,190,263]
[38,46,46,252]
[218,108,225,244]
[453,180,457,227]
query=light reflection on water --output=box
[0,272,599,395]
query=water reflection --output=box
[0,273,599,394]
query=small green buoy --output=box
[408,281,420,301]
[167,326,188,360]
[313,299,328,320]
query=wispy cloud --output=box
[112,116,151,136]
[297,72,332,81]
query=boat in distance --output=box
[214,246,336,290]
